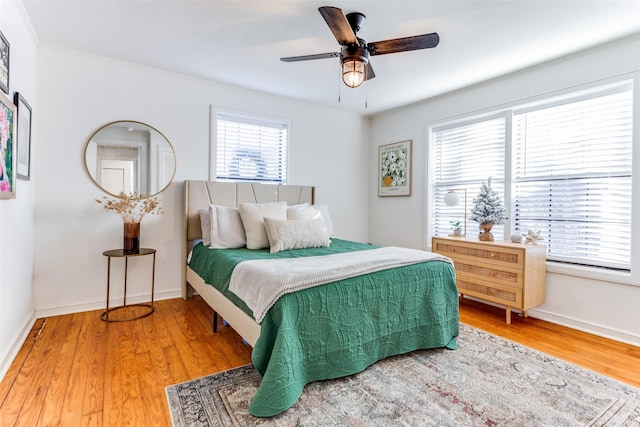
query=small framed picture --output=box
[378,140,412,197]
[14,93,32,180]
[0,90,16,199]
[0,30,8,94]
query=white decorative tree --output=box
[470,177,506,241]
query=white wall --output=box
[0,1,37,379]
[32,45,369,317]
[369,35,640,346]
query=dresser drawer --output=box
[453,260,523,288]
[456,276,523,307]
[433,240,525,270]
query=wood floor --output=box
[1,296,638,426]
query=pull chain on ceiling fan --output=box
[281,6,440,88]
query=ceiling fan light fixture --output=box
[342,58,366,88]
[341,45,369,88]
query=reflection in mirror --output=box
[85,121,176,196]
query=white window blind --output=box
[431,116,506,240]
[513,83,633,270]
[216,114,288,183]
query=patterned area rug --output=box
[166,324,640,426]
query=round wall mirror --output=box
[84,121,176,196]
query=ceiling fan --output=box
[281,6,440,88]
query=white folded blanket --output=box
[229,246,452,323]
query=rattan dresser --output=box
[432,236,546,324]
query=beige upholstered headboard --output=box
[182,180,315,288]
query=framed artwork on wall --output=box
[0,30,8,94]
[0,90,16,199]
[14,93,32,180]
[378,139,412,197]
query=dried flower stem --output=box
[96,192,162,223]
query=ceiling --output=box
[21,0,640,116]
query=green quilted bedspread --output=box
[189,239,459,417]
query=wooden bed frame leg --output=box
[213,311,218,333]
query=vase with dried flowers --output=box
[96,192,162,253]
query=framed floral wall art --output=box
[0,89,16,199]
[378,139,412,197]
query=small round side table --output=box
[101,248,156,322]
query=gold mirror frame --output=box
[84,120,176,197]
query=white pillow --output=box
[287,203,309,209]
[287,206,322,221]
[198,209,212,247]
[312,204,335,237]
[239,201,288,249]
[264,217,331,253]
[209,205,246,249]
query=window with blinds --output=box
[216,113,288,183]
[513,83,633,270]
[430,80,633,271]
[431,115,506,240]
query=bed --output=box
[182,180,459,417]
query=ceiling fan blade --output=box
[318,6,358,45]
[280,52,339,62]
[365,62,376,80]
[368,33,440,56]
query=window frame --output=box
[210,107,292,184]
[426,78,637,285]
[429,111,510,241]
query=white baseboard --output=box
[35,289,183,318]
[528,308,640,348]
[462,295,640,348]
[0,312,36,383]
